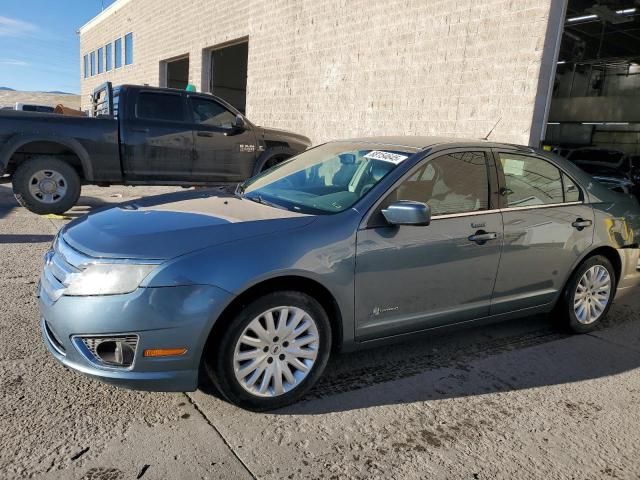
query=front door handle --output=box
[571,218,592,230]
[197,131,214,137]
[468,230,497,245]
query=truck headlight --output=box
[65,263,157,296]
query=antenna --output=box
[483,117,502,141]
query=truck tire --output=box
[252,146,299,176]
[12,157,81,215]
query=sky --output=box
[0,0,117,93]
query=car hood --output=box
[62,189,315,260]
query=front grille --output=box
[40,235,88,302]
[44,320,66,355]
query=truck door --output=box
[187,95,258,182]
[122,90,195,180]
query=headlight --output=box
[65,263,157,296]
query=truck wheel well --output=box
[203,276,343,361]
[7,142,85,179]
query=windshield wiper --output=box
[235,183,246,198]
[245,193,291,211]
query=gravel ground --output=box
[1,183,640,479]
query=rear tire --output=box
[559,255,616,333]
[12,157,81,215]
[204,291,332,411]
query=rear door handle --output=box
[468,230,497,245]
[197,131,214,137]
[131,127,149,133]
[571,218,592,230]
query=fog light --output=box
[96,340,135,366]
[77,335,138,367]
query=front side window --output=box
[105,43,112,71]
[124,33,133,65]
[97,47,104,74]
[136,92,185,122]
[114,38,122,68]
[190,98,236,128]
[388,151,489,216]
[241,143,413,214]
[500,153,577,207]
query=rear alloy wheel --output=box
[561,255,616,333]
[12,157,81,215]
[207,291,331,410]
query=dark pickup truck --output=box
[0,83,311,214]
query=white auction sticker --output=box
[364,150,408,164]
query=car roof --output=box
[329,136,536,152]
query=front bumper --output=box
[39,283,233,392]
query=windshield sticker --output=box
[364,150,408,164]
[503,158,525,176]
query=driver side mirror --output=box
[382,201,431,226]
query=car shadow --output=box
[0,234,55,244]
[0,183,111,220]
[0,184,17,219]
[201,299,640,414]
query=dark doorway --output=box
[210,41,248,113]
[165,56,189,90]
[544,1,640,156]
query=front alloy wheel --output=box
[233,306,320,397]
[207,291,332,410]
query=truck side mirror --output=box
[234,115,246,131]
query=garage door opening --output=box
[162,56,189,90]
[208,41,248,113]
[544,1,640,160]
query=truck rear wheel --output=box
[253,146,299,175]
[12,157,81,215]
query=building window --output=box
[105,43,112,71]
[83,54,88,79]
[97,47,103,74]
[124,32,133,65]
[115,38,122,69]
[90,51,95,76]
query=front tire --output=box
[560,255,616,333]
[205,291,332,411]
[12,157,81,215]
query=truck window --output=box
[190,97,236,129]
[136,92,185,122]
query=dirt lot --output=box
[1,183,640,479]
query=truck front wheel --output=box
[12,157,81,215]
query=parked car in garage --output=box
[561,147,640,198]
[0,83,311,214]
[39,137,640,410]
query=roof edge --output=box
[78,0,134,35]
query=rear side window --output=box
[499,153,579,207]
[136,93,185,122]
[189,97,236,128]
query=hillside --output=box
[0,90,81,110]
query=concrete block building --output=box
[82,0,635,152]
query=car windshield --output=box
[239,143,414,214]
